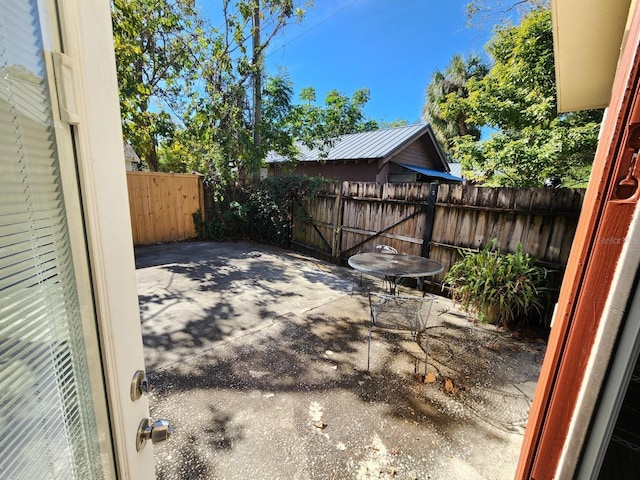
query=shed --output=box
[266,123,461,184]
[124,143,141,171]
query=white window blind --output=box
[0,1,109,478]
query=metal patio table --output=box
[348,252,444,294]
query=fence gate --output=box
[290,181,585,289]
[292,182,439,262]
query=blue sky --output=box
[263,0,497,125]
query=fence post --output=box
[421,182,439,258]
[331,182,345,260]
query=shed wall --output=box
[269,161,379,182]
[389,140,435,168]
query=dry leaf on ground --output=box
[444,378,454,393]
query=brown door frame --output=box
[516,5,640,478]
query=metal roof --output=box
[399,164,463,182]
[447,162,463,178]
[266,123,436,163]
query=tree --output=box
[380,119,409,128]
[194,0,307,184]
[112,0,204,171]
[259,74,299,159]
[445,8,603,187]
[323,88,379,136]
[422,54,488,154]
[113,0,309,179]
[466,0,550,27]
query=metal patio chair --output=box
[351,244,398,294]
[367,292,434,376]
[374,245,398,255]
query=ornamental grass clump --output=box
[442,241,550,329]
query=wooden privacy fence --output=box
[126,171,204,245]
[292,182,585,284]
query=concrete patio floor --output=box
[135,241,546,480]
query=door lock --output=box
[130,370,148,401]
[136,418,174,451]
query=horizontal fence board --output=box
[126,172,203,245]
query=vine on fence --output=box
[194,174,330,247]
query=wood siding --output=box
[391,140,431,167]
[126,172,204,245]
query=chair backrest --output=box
[375,245,398,254]
[368,292,433,333]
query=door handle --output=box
[136,418,174,451]
[130,370,148,401]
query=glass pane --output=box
[0,1,111,478]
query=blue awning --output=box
[399,164,463,182]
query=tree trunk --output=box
[457,115,469,137]
[146,139,159,172]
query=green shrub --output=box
[194,174,328,247]
[193,201,250,241]
[442,241,552,329]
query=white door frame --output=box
[53,0,155,477]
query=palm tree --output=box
[422,54,488,154]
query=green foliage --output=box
[442,241,552,329]
[422,54,489,154]
[112,0,203,171]
[379,119,409,128]
[471,8,557,130]
[192,1,307,181]
[247,175,328,244]
[432,7,603,187]
[289,87,379,154]
[194,174,328,247]
[113,0,309,178]
[194,171,253,240]
[193,200,250,240]
[260,74,299,159]
[112,0,383,181]
[157,137,209,173]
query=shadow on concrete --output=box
[137,242,544,480]
[136,242,353,371]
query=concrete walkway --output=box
[135,241,545,480]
